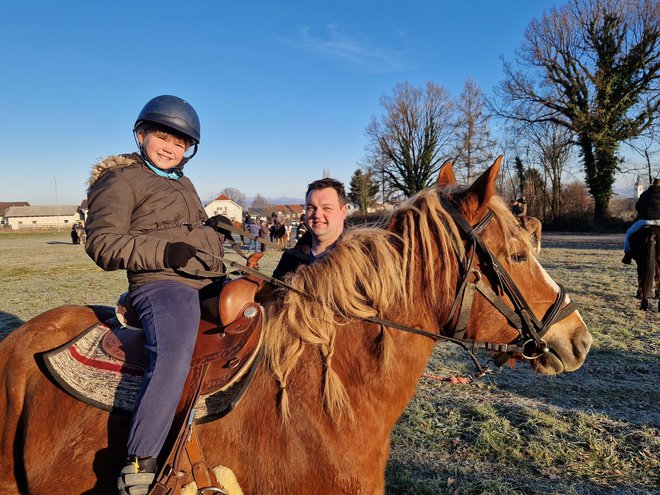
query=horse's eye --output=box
[510,253,527,263]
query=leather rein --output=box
[193,202,577,376]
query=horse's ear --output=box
[437,161,457,188]
[464,155,503,213]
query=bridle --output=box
[194,197,578,375]
[435,196,577,367]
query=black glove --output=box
[164,242,197,269]
[205,214,233,237]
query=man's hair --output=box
[305,178,347,205]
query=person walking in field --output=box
[84,95,225,495]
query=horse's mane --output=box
[263,187,530,420]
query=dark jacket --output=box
[85,153,225,290]
[635,185,660,220]
[272,231,315,280]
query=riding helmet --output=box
[134,95,201,145]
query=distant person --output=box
[511,196,528,228]
[84,95,225,495]
[296,214,308,240]
[70,224,79,244]
[75,222,86,244]
[622,178,660,264]
[247,220,261,253]
[273,178,347,280]
[259,219,269,252]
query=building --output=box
[271,204,305,224]
[0,201,30,228]
[204,194,243,222]
[3,205,84,230]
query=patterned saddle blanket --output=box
[43,296,264,423]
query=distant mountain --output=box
[202,196,304,207]
[244,196,304,207]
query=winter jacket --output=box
[272,231,314,280]
[85,153,225,290]
[635,185,660,220]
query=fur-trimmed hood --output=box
[87,153,141,190]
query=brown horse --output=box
[0,157,591,494]
[523,216,542,253]
[630,225,660,311]
[231,220,245,245]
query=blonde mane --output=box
[262,187,530,420]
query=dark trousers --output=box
[126,280,200,458]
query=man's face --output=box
[305,187,347,246]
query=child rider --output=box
[84,95,226,495]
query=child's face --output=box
[138,130,189,170]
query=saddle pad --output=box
[43,318,262,422]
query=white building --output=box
[4,205,83,230]
[204,195,243,222]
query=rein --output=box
[193,199,578,377]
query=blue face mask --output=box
[143,159,183,180]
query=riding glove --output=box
[163,242,197,269]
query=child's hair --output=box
[135,122,193,148]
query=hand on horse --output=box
[205,214,233,237]
[164,242,197,269]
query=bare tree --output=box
[251,194,271,210]
[495,0,659,222]
[365,81,455,198]
[219,187,246,207]
[624,122,660,184]
[453,78,497,182]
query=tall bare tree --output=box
[454,78,497,182]
[495,0,659,222]
[365,81,455,198]
[219,187,246,207]
[250,194,271,210]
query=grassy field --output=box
[0,231,658,494]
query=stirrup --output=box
[117,457,157,495]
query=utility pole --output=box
[54,178,60,232]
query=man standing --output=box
[273,178,347,280]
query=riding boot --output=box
[621,253,632,265]
[117,456,158,495]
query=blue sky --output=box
[0,0,596,206]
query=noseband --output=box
[438,197,577,365]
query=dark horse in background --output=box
[630,225,660,311]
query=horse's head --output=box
[435,157,591,374]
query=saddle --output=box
[105,275,264,398]
[104,255,266,495]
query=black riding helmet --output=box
[134,95,201,161]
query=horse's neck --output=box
[198,313,438,492]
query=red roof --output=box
[272,204,304,214]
